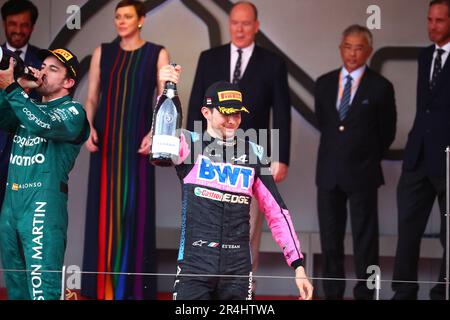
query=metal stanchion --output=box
[446,146,449,301]
[60,265,66,301]
[375,274,381,300]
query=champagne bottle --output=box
[149,63,182,167]
[0,47,37,81]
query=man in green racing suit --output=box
[0,48,89,300]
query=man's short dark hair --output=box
[116,0,146,18]
[231,1,258,20]
[1,0,39,25]
[342,24,373,47]
[430,0,450,16]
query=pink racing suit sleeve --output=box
[177,131,191,164]
[253,175,304,269]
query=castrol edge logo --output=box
[194,187,250,204]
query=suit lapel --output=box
[240,45,259,82]
[423,47,434,84]
[417,47,434,102]
[25,47,33,65]
[348,68,370,116]
[218,44,231,82]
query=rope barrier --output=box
[0,267,447,285]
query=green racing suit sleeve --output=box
[4,82,87,143]
[0,89,20,133]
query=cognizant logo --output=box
[13,135,46,148]
[22,107,51,129]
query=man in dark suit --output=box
[187,1,291,288]
[392,0,450,300]
[314,25,396,300]
[0,0,41,211]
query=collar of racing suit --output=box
[203,131,237,147]
[39,95,71,107]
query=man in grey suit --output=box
[187,1,292,294]
[314,25,396,300]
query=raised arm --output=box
[156,48,170,96]
[0,59,20,132]
[3,83,87,142]
[138,62,181,155]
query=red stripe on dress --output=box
[97,48,123,300]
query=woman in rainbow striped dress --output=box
[81,0,170,300]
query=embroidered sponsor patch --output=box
[194,187,250,204]
[217,90,242,102]
[208,242,219,247]
[217,106,249,114]
[53,48,73,60]
[197,156,253,190]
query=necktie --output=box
[339,75,353,121]
[430,49,445,90]
[14,50,22,59]
[232,49,242,84]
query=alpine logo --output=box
[231,154,248,163]
[194,187,250,204]
[197,156,253,190]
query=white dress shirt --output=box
[230,42,255,82]
[6,42,28,61]
[429,42,450,81]
[336,65,366,110]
